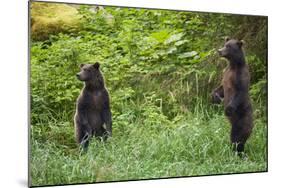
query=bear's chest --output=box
[92,92,104,109]
[223,70,235,88]
[223,68,236,102]
[82,91,104,110]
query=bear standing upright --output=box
[211,37,253,153]
[74,62,112,150]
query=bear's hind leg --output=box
[101,125,109,141]
[230,115,252,154]
[76,126,91,151]
[92,127,108,142]
[230,126,244,152]
[80,132,90,151]
[232,142,245,153]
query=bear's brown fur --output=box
[212,37,253,153]
[74,62,112,150]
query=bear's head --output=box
[76,62,101,82]
[218,37,245,61]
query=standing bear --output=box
[211,37,253,154]
[74,62,112,150]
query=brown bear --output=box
[74,62,112,150]
[211,37,253,154]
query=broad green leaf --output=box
[164,32,184,44]
[150,30,171,43]
[167,47,177,54]
[175,39,189,46]
[178,51,198,58]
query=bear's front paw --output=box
[225,105,235,116]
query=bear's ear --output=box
[93,62,100,69]
[80,64,84,68]
[225,36,230,42]
[237,40,245,48]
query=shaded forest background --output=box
[30,2,267,186]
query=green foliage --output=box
[31,109,267,186]
[30,3,267,186]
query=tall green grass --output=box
[30,101,267,186]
